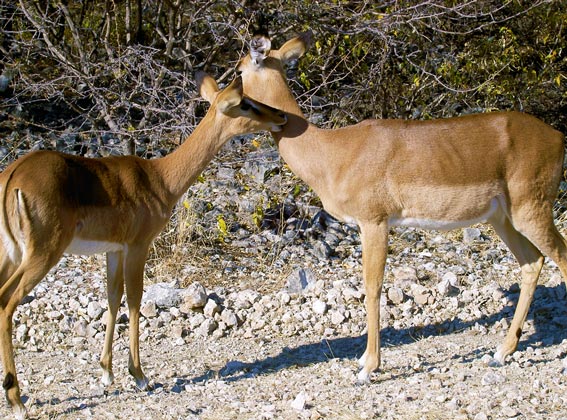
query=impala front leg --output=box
[357,221,389,383]
[100,251,125,386]
[124,244,150,390]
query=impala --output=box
[0,73,286,419]
[237,31,567,383]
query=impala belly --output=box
[389,190,503,231]
[65,238,123,255]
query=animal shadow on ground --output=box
[19,284,567,418]
[186,282,567,385]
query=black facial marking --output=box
[241,100,262,116]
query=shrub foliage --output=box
[1,1,565,155]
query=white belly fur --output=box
[389,197,500,230]
[65,238,123,255]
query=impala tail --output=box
[0,168,25,265]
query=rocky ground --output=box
[1,138,567,420]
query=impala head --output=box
[236,31,312,108]
[196,72,287,133]
[236,31,313,135]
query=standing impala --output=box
[0,73,286,419]
[237,31,567,383]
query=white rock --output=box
[235,289,261,309]
[343,286,364,302]
[15,324,28,342]
[291,391,308,410]
[331,311,346,325]
[87,301,104,320]
[198,319,218,336]
[79,295,90,308]
[144,282,182,308]
[252,319,266,331]
[313,300,328,315]
[387,287,405,305]
[47,310,63,320]
[392,266,418,284]
[221,309,238,327]
[182,282,208,309]
[171,325,185,338]
[204,299,221,318]
[437,275,459,297]
[500,406,519,417]
[285,268,317,294]
[190,313,206,329]
[141,301,158,319]
[442,271,459,286]
[463,227,482,243]
[73,320,89,337]
[417,293,432,306]
[481,371,505,385]
[279,292,291,305]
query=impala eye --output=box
[240,101,251,111]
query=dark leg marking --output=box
[3,373,14,391]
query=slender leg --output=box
[100,251,125,386]
[489,211,544,363]
[0,255,60,420]
[357,221,389,383]
[123,244,150,390]
[514,217,567,282]
[502,209,567,351]
[0,309,25,420]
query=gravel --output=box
[3,221,567,419]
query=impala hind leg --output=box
[357,222,389,383]
[489,212,544,364]
[511,210,567,309]
[123,245,150,390]
[100,251,125,386]
[0,310,25,420]
[0,255,61,420]
[514,217,567,283]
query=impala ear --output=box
[196,71,220,104]
[216,76,244,114]
[279,30,313,64]
[250,35,272,66]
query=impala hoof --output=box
[135,375,151,391]
[488,357,503,368]
[101,370,114,387]
[356,369,371,385]
[493,346,507,366]
[13,404,27,420]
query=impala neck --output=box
[153,114,234,201]
[260,80,328,195]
